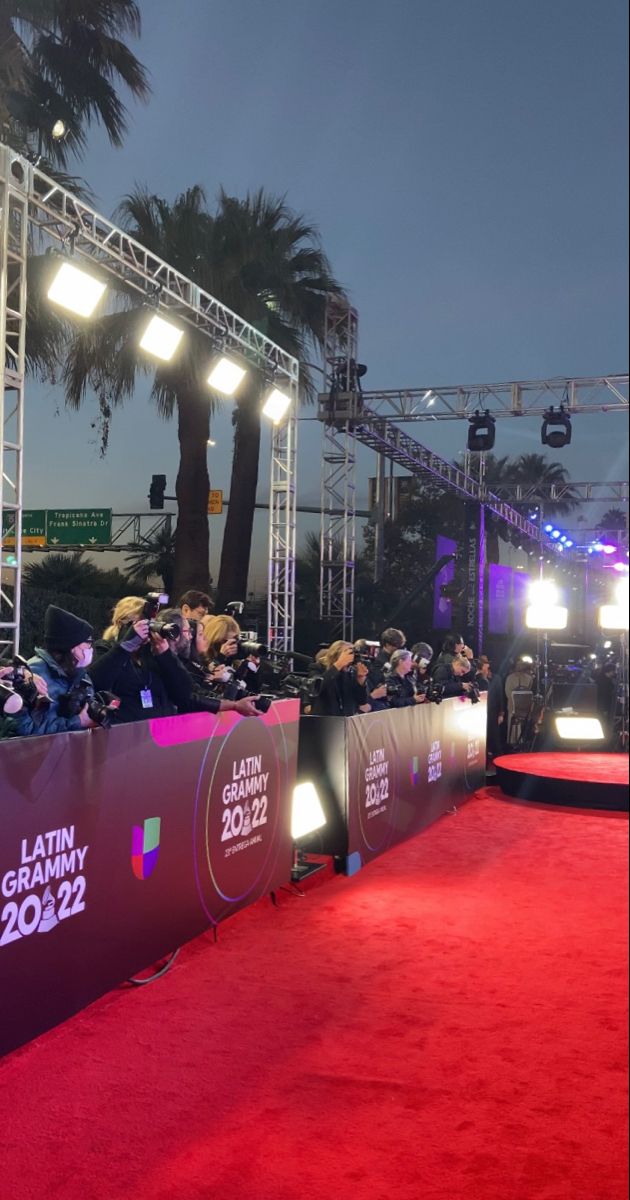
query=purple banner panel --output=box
[488,564,513,634]
[511,570,531,633]
[433,536,458,630]
[0,701,299,1058]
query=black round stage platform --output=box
[495,753,629,811]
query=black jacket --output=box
[91,640,192,723]
[386,672,417,708]
[312,666,368,717]
[179,658,221,714]
[432,662,469,699]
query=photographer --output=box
[90,596,191,723]
[386,649,427,708]
[162,609,259,718]
[366,626,406,706]
[436,653,477,699]
[312,641,371,716]
[178,590,213,623]
[410,642,433,696]
[8,606,97,736]
[432,634,474,677]
[201,614,241,666]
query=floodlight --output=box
[526,605,568,630]
[47,260,106,318]
[602,544,617,556]
[291,782,326,841]
[51,119,67,140]
[139,314,184,362]
[262,387,292,424]
[555,716,605,742]
[467,410,496,452]
[613,562,629,574]
[541,406,572,448]
[207,355,247,397]
[598,606,629,632]
[529,579,560,606]
[615,577,629,606]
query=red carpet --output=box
[0,791,628,1200]
[495,753,630,786]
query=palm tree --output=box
[22,551,128,597]
[597,508,627,536]
[125,525,177,595]
[212,190,345,610]
[0,1,149,163]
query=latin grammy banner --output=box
[297,697,487,871]
[0,700,300,1058]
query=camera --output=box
[149,619,181,641]
[58,684,121,727]
[0,656,51,714]
[142,592,169,620]
[238,636,268,658]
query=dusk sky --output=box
[23,0,629,590]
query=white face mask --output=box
[246,660,259,673]
[74,646,93,669]
[215,667,232,684]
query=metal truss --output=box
[0,143,299,655]
[354,374,629,422]
[0,150,28,657]
[268,397,298,652]
[320,299,359,639]
[348,409,543,542]
[491,481,629,504]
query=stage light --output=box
[555,716,605,742]
[207,355,247,397]
[599,606,629,632]
[291,782,326,841]
[262,387,292,424]
[521,655,534,665]
[423,390,436,407]
[560,536,567,543]
[604,640,613,650]
[613,562,629,574]
[529,579,560,606]
[602,544,617,556]
[47,260,107,318]
[139,314,184,362]
[565,540,574,548]
[551,529,561,539]
[51,119,67,140]
[616,577,629,605]
[467,410,496,452]
[526,605,568,630]
[544,524,554,533]
[541,405,572,449]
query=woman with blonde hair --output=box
[312,641,371,716]
[90,595,191,724]
[201,613,240,665]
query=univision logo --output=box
[131,818,161,881]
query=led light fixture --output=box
[291,782,326,841]
[555,716,605,741]
[598,606,629,632]
[262,387,292,424]
[139,314,184,362]
[467,409,496,452]
[541,405,572,448]
[47,261,107,318]
[207,355,247,397]
[529,579,560,606]
[526,605,568,630]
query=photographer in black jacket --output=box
[312,641,371,716]
[434,653,476,699]
[162,609,259,718]
[386,649,428,708]
[91,596,191,723]
[366,626,406,706]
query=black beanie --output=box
[44,606,93,653]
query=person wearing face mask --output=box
[164,610,260,718]
[11,605,98,736]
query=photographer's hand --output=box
[31,672,49,699]
[221,638,239,658]
[336,647,355,671]
[414,692,427,703]
[370,684,388,701]
[120,619,151,653]
[150,631,170,656]
[78,705,97,729]
[221,697,261,717]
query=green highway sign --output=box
[2,509,47,547]
[46,509,112,547]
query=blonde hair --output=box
[103,596,145,642]
[201,614,241,658]
[319,640,353,670]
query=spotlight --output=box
[291,782,327,841]
[598,606,629,632]
[529,579,560,606]
[560,536,567,543]
[544,524,554,533]
[602,544,617,556]
[423,390,436,407]
[526,606,568,630]
[551,530,561,539]
[467,409,496,452]
[262,386,292,424]
[616,576,629,606]
[555,716,605,742]
[51,119,67,141]
[139,314,184,362]
[207,355,247,397]
[47,260,106,318]
[541,406,572,449]
[565,540,574,548]
[613,562,629,574]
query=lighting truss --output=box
[0,143,298,657]
[347,375,628,422]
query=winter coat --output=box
[11,648,95,737]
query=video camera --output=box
[141,593,181,642]
[58,685,121,728]
[0,656,51,715]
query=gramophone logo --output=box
[131,818,162,881]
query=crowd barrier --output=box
[297,696,487,872]
[0,694,487,1058]
[0,700,300,1057]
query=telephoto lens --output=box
[238,638,268,658]
[149,620,181,641]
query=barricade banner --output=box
[346,696,487,867]
[0,700,299,1057]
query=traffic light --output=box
[149,474,166,510]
